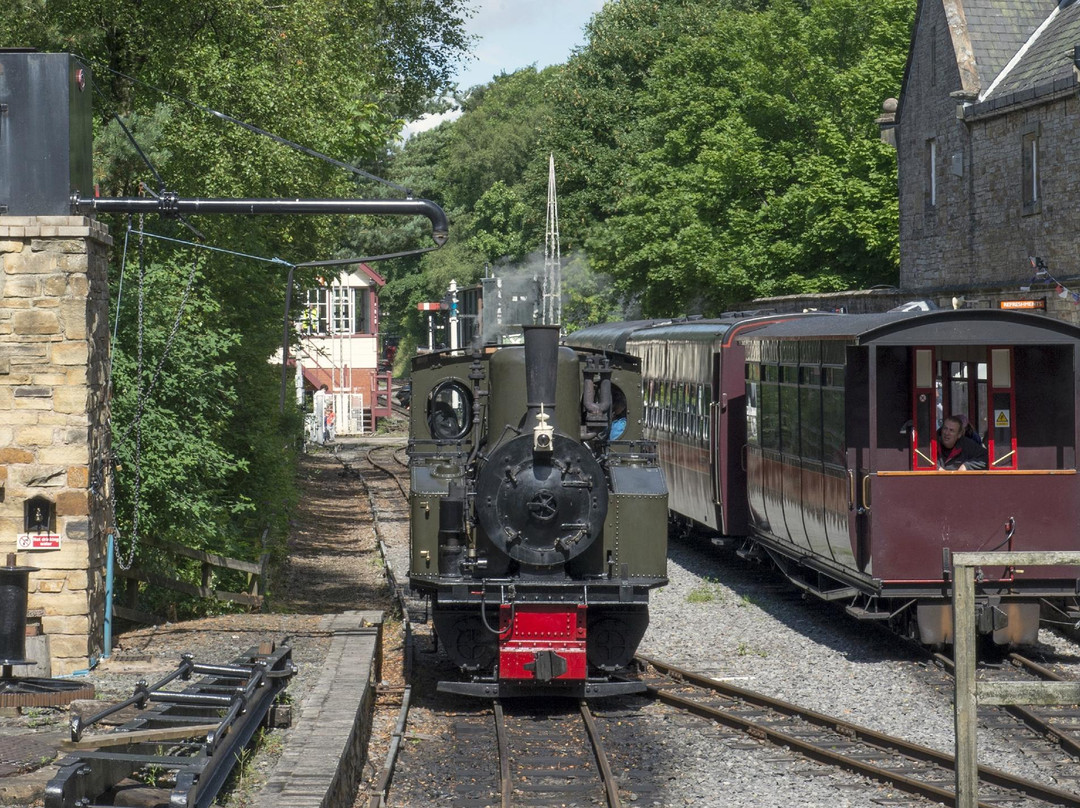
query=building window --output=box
[925,138,937,209]
[1022,128,1040,214]
[930,27,937,87]
[301,286,369,335]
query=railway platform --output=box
[0,609,383,808]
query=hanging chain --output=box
[118,215,146,571]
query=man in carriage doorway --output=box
[938,415,987,471]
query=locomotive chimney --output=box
[523,324,561,432]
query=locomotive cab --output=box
[406,326,668,697]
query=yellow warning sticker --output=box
[995,409,1010,427]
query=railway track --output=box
[388,697,624,808]
[345,442,630,807]
[328,440,415,808]
[930,649,1080,765]
[364,443,410,499]
[635,653,1080,807]
[492,698,622,808]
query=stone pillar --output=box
[0,216,112,675]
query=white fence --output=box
[308,391,366,445]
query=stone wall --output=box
[897,1,1080,292]
[897,0,980,290]
[0,216,112,675]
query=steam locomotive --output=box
[569,309,1080,647]
[406,326,668,697]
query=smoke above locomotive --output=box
[406,325,668,697]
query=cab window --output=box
[427,379,473,440]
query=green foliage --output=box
[686,578,726,604]
[573,0,910,314]
[355,68,564,343]
[0,2,470,604]
[379,0,911,342]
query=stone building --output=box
[0,216,113,675]
[893,0,1080,318]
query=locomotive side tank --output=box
[407,326,668,697]
[740,309,1080,645]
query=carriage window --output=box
[779,366,798,455]
[909,346,1016,470]
[761,364,780,451]
[799,365,822,462]
[822,367,845,467]
[427,379,473,440]
[697,384,706,440]
[746,365,760,445]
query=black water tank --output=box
[0,52,93,215]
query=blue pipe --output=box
[104,532,114,659]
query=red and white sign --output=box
[16,533,62,550]
[417,302,443,311]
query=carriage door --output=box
[988,347,1017,469]
[911,348,938,469]
[710,352,723,514]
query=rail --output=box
[636,653,1080,807]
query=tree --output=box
[575,0,911,314]
[0,1,471,599]
[367,67,564,351]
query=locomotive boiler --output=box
[407,325,668,697]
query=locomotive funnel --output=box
[523,325,561,431]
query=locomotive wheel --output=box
[586,609,649,671]
[432,609,498,672]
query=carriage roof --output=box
[738,309,1080,347]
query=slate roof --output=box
[964,0,1050,93]
[985,0,1080,98]
[960,0,1080,114]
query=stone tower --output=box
[0,215,113,675]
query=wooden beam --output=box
[61,723,222,750]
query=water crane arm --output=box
[71,192,450,247]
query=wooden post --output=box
[952,549,1080,807]
[952,562,978,808]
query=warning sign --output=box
[994,409,1010,428]
[16,533,62,550]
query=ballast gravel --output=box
[634,536,1080,806]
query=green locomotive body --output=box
[407,326,668,697]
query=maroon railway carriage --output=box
[740,309,1080,644]
[569,314,828,543]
